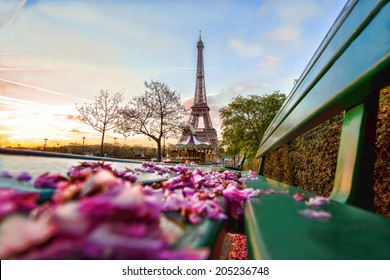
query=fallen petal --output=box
[305,196,331,207]
[0,171,13,179]
[293,192,309,202]
[16,172,33,182]
[299,209,332,219]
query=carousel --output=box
[173,134,215,165]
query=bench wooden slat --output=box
[244,176,390,259]
[257,0,390,157]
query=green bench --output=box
[244,0,390,259]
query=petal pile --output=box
[0,162,260,259]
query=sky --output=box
[0,0,346,148]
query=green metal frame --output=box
[331,94,379,209]
[256,0,390,206]
[245,0,390,260]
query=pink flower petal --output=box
[16,172,33,182]
[0,215,56,259]
[299,209,332,219]
[80,169,122,197]
[33,172,67,189]
[305,196,331,207]
[293,192,309,201]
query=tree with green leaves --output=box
[76,89,124,156]
[219,91,286,157]
[116,80,187,162]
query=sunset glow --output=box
[0,0,346,148]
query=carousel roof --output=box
[175,135,211,149]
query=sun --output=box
[0,103,78,147]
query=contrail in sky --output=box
[0,68,56,71]
[0,0,27,32]
[0,95,52,110]
[0,95,75,118]
[0,78,93,102]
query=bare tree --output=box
[116,80,187,162]
[76,89,124,156]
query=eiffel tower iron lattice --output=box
[183,31,219,146]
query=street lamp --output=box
[162,123,166,158]
[113,138,117,158]
[43,138,48,151]
[114,138,117,145]
[82,137,86,154]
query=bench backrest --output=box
[256,0,390,211]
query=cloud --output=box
[0,53,143,105]
[3,1,184,69]
[264,26,302,42]
[3,2,120,67]
[246,0,325,58]
[277,1,321,24]
[34,1,105,26]
[0,0,345,146]
[228,38,262,58]
[227,0,320,66]
[0,94,60,112]
[66,115,77,121]
[185,76,294,138]
[228,37,287,66]
[257,0,321,25]
[182,75,295,136]
[70,129,81,133]
[205,76,295,109]
[182,97,193,110]
[260,56,283,71]
[0,0,26,31]
[0,67,56,71]
[164,67,197,70]
[224,0,337,92]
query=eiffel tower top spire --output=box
[180,32,218,146]
[194,30,206,105]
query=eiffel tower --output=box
[183,31,219,146]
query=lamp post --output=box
[82,137,85,154]
[43,138,48,151]
[162,124,166,158]
[113,137,117,158]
